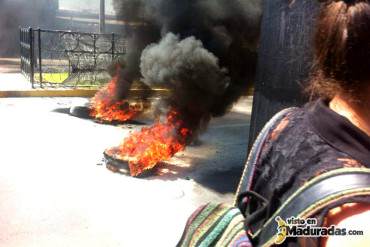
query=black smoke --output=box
[0,0,58,57]
[113,0,262,140]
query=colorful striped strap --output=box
[255,168,370,247]
[177,203,252,247]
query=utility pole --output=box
[100,0,106,33]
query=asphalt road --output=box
[0,97,252,247]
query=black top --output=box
[248,99,370,246]
[309,100,370,167]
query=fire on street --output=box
[0,96,251,247]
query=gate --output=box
[20,28,126,89]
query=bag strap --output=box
[234,107,299,204]
[254,168,370,247]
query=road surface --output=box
[0,96,252,247]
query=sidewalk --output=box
[0,57,97,97]
[0,58,31,90]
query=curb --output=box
[0,89,98,98]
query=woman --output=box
[240,0,370,246]
[178,1,370,246]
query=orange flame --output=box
[90,69,139,122]
[106,109,191,176]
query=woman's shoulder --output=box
[269,99,370,168]
[254,101,362,204]
[260,101,346,166]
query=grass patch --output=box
[33,72,108,88]
[34,72,70,84]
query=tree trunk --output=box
[248,0,320,147]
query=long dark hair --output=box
[252,0,370,222]
[308,0,370,100]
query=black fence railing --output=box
[20,28,126,88]
[20,28,34,85]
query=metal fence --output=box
[20,28,126,88]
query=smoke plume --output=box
[0,0,57,57]
[113,0,262,139]
[140,33,230,135]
